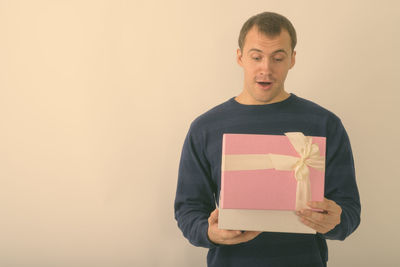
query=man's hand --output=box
[296,197,342,234]
[207,209,262,245]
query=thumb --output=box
[208,208,219,224]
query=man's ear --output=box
[289,50,296,69]
[237,48,243,67]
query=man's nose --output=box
[259,59,273,76]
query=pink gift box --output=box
[218,133,326,233]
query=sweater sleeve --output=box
[323,115,361,240]
[174,124,218,248]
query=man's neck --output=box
[235,91,290,105]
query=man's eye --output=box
[252,57,261,61]
[274,58,284,62]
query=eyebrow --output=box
[247,48,288,55]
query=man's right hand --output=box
[207,208,262,245]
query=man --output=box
[174,12,360,267]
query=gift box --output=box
[218,132,326,234]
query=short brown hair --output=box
[238,12,297,52]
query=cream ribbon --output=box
[222,132,325,210]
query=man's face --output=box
[237,26,296,105]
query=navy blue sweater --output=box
[174,94,361,267]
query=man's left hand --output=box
[296,197,342,234]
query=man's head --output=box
[238,12,297,53]
[236,12,297,105]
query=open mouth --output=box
[257,82,272,86]
[257,81,273,89]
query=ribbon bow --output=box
[269,132,325,210]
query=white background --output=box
[1,0,399,266]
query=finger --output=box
[301,213,336,228]
[306,199,329,211]
[224,231,262,245]
[298,210,338,233]
[297,208,339,227]
[308,198,340,214]
[299,216,331,234]
[219,229,243,240]
[297,209,327,222]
